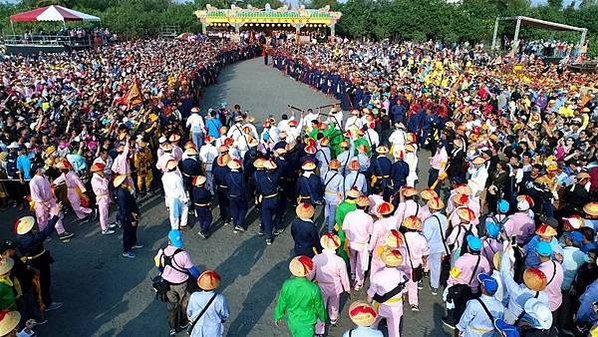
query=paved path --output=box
[3,57,451,337]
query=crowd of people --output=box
[0,32,596,337]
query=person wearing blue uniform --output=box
[291,202,321,258]
[181,147,202,209]
[255,160,283,245]
[187,270,230,337]
[225,159,248,233]
[296,160,324,205]
[524,224,564,268]
[369,146,393,201]
[212,148,231,226]
[114,174,142,258]
[456,273,505,336]
[390,155,409,200]
[192,175,212,239]
[15,209,65,312]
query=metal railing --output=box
[3,34,92,48]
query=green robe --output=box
[334,200,357,263]
[0,277,16,310]
[274,277,326,337]
[323,126,344,158]
[354,136,371,156]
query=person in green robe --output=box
[323,124,344,158]
[0,257,18,311]
[274,256,326,337]
[333,188,360,264]
[353,134,371,156]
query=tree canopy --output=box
[1,0,597,57]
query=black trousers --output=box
[216,188,230,221]
[35,262,52,306]
[122,221,138,253]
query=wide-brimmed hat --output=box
[523,268,547,291]
[165,159,178,171]
[90,162,105,173]
[472,156,486,165]
[253,158,266,169]
[451,193,469,206]
[302,160,316,171]
[535,224,557,237]
[516,195,534,211]
[347,188,360,199]
[584,201,598,217]
[356,195,369,208]
[320,233,341,250]
[228,159,241,170]
[184,141,196,150]
[524,298,552,330]
[348,301,377,327]
[263,160,277,170]
[218,145,229,153]
[320,137,330,147]
[454,184,472,195]
[347,159,360,171]
[304,146,317,155]
[427,197,445,210]
[15,216,35,235]
[0,257,14,275]
[197,270,221,291]
[217,154,231,167]
[296,202,315,219]
[113,174,127,188]
[380,248,403,267]
[457,207,475,223]
[0,310,21,336]
[289,255,314,277]
[401,186,418,198]
[376,202,394,216]
[184,147,198,156]
[405,144,415,152]
[55,159,71,170]
[385,229,404,248]
[402,215,422,230]
[193,175,206,187]
[375,146,389,155]
[329,159,341,170]
[169,134,181,142]
[44,145,56,157]
[420,188,438,201]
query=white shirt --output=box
[161,170,188,203]
[186,113,205,133]
[199,144,218,171]
[364,129,379,148]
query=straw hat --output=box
[113,174,127,188]
[193,175,206,187]
[516,195,534,211]
[218,145,229,153]
[329,159,341,170]
[55,159,71,170]
[184,141,196,150]
[253,158,266,169]
[263,160,277,170]
[472,156,486,165]
[348,159,360,171]
[0,257,14,275]
[523,268,547,292]
[217,154,231,167]
[380,248,404,267]
[584,202,598,217]
[165,159,178,171]
[228,159,241,170]
[375,146,389,155]
[44,146,56,157]
[184,148,198,156]
[405,144,415,152]
[492,252,502,271]
[302,160,316,171]
[420,188,438,201]
[454,184,472,195]
[320,137,330,147]
[546,162,558,172]
[340,141,349,149]
[296,202,315,219]
[385,229,404,248]
[427,197,445,210]
[0,310,20,336]
[15,216,35,235]
[402,215,422,230]
[197,270,221,291]
[90,162,105,173]
[356,195,369,208]
[305,146,317,155]
[274,147,287,156]
[457,207,476,223]
[376,202,394,216]
[535,224,557,237]
[451,193,469,206]
[320,233,341,250]
[289,255,314,277]
[169,134,181,143]
[347,188,360,199]
[401,187,418,198]
[348,301,377,327]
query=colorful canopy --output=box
[10,5,101,23]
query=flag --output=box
[124,79,142,106]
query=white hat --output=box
[517,199,530,211]
[524,298,552,330]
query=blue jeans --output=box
[191,131,203,149]
[324,201,337,232]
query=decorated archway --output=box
[194,4,342,37]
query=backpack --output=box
[151,247,183,302]
[5,154,18,179]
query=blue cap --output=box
[477,273,499,295]
[486,222,501,238]
[535,241,552,257]
[497,199,510,214]
[168,230,184,248]
[467,235,482,252]
[566,231,584,246]
[494,319,520,337]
